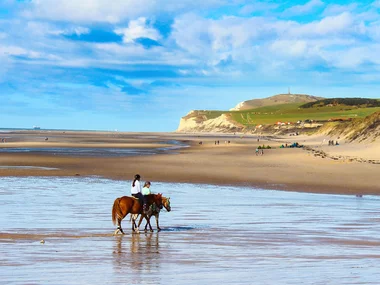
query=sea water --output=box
[1,177,380,285]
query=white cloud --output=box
[115,18,161,43]
[0,45,41,59]
[171,14,211,56]
[26,21,89,36]
[285,12,354,37]
[322,3,358,16]
[23,0,227,23]
[2,0,379,86]
[372,0,380,8]
[367,20,380,40]
[283,0,325,16]
[309,12,353,34]
[25,0,156,23]
[324,45,380,68]
[169,9,380,75]
[270,40,308,57]
[239,2,278,15]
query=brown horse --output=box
[136,196,171,232]
[112,193,163,234]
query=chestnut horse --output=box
[112,193,163,234]
[135,196,171,232]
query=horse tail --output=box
[112,198,122,225]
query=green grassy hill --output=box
[197,103,380,127]
[230,94,322,110]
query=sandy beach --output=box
[0,130,379,195]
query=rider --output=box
[142,181,151,211]
[131,174,144,210]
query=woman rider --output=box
[131,174,146,210]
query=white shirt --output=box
[131,180,141,194]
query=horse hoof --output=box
[150,230,154,233]
[114,229,120,235]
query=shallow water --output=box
[0,146,183,157]
[0,140,188,157]
[1,177,380,285]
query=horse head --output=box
[154,193,163,209]
[162,197,171,212]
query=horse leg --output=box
[143,215,152,232]
[144,217,149,232]
[114,217,124,235]
[131,214,139,229]
[146,216,154,232]
[137,214,146,232]
[132,216,140,234]
[155,214,161,232]
[141,215,151,232]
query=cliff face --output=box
[177,111,244,133]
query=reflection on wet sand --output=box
[113,233,161,283]
[113,233,160,272]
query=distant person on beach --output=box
[255,147,259,156]
[131,174,144,209]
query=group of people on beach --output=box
[130,174,152,211]
[255,147,264,156]
[328,140,339,146]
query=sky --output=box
[1,0,380,131]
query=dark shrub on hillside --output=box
[300,98,380,108]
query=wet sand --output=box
[1,177,380,284]
[0,130,379,195]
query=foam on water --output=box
[1,177,380,284]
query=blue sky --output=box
[1,0,380,131]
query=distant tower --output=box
[288,87,290,95]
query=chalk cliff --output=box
[177,111,244,133]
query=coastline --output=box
[0,130,379,195]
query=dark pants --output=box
[132,193,144,206]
